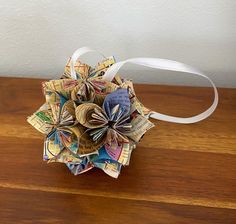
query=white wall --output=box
[0,0,235,87]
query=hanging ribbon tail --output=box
[102,57,218,124]
[70,46,106,79]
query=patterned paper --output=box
[27,55,154,178]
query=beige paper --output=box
[124,114,155,142]
[43,79,78,99]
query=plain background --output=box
[0,0,235,87]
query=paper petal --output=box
[43,134,62,160]
[49,148,82,164]
[90,147,122,178]
[43,79,78,99]
[27,103,53,134]
[66,158,94,175]
[123,114,155,142]
[71,81,95,103]
[75,103,105,129]
[103,88,130,120]
[105,141,130,165]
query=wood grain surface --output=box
[0,77,235,224]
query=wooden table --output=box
[0,77,235,223]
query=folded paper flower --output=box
[28,47,218,178]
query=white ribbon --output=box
[70,47,218,124]
[70,46,105,79]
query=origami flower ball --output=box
[27,53,154,178]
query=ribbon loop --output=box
[70,47,105,79]
[102,57,218,124]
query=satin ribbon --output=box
[70,46,106,79]
[70,47,218,124]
